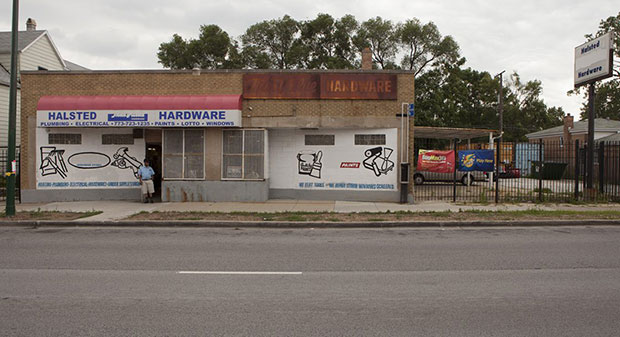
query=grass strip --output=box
[125,209,620,222]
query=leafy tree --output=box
[299,14,359,69]
[416,65,563,142]
[503,73,564,141]
[416,63,496,129]
[157,25,238,69]
[157,34,193,70]
[353,17,399,69]
[241,15,302,69]
[397,19,460,76]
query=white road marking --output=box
[177,271,302,275]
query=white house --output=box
[0,18,85,147]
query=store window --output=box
[49,133,81,144]
[102,134,134,145]
[223,129,265,179]
[305,134,335,146]
[163,129,204,179]
[355,134,386,145]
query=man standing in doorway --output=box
[138,159,156,203]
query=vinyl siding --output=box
[19,35,64,71]
[0,53,11,68]
[0,53,20,77]
[0,86,21,147]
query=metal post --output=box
[599,141,605,194]
[488,132,494,186]
[494,71,505,204]
[495,135,500,203]
[453,138,457,203]
[5,0,19,216]
[498,71,504,137]
[574,140,580,200]
[538,139,543,202]
[586,84,595,198]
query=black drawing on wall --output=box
[297,150,323,179]
[40,146,68,179]
[363,147,394,177]
[67,152,111,169]
[111,147,142,179]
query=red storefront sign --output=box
[340,162,360,168]
[416,150,455,173]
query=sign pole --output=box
[5,0,19,216]
[586,83,595,197]
[573,32,613,200]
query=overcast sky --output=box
[1,0,618,119]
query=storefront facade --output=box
[20,70,414,202]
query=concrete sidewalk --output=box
[8,199,620,222]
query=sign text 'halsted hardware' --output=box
[38,109,242,127]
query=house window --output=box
[102,134,134,145]
[163,129,204,179]
[355,134,386,145]
[223,129,265,179]
[48,133,81,144]
[305,134,335,146]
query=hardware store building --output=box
[19,69,414,202]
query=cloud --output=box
[1,0,618,116]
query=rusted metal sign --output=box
[243,74,320,99]
[243,73,397,100]
[320,74,397,100]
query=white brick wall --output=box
[269,128,398,191]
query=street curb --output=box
[1,219,620,228]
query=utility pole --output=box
[5,0,19,216]
[495,71,505,204]
[497,71,505,137]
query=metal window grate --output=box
[355,134,385,145]
[223,130,265,180]
[102,134,134,145]
[305,134,335,146]
[48,133,81,144]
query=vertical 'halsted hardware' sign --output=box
[243,73,397,100]
[574,32,613,87]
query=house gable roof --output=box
[64,59,89,71]
[0,30,66,69]
[596,132,620,142]
[0,64,9,86]
[0,30,46,53]
[526,118,620,139]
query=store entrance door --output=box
[145,143,162,200]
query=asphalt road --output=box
[1,225,620,336]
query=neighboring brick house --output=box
[20,68,415,203]
[526,115,620,181]
[526,114,620,146]
[0,18,86,147]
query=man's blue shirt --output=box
[138,165,155,180]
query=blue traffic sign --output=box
[408,103,415,117]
